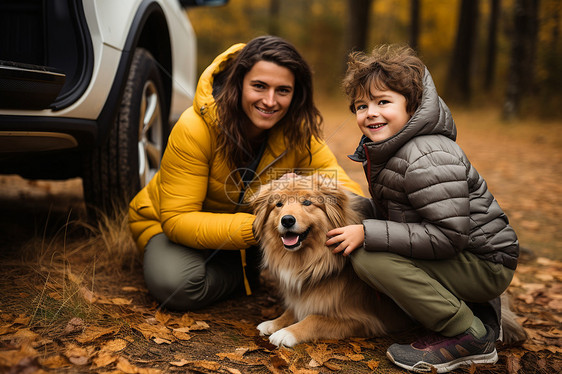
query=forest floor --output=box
[0,101,561,373]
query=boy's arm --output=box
[362,150,471,260]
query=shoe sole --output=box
[386,349,498,373]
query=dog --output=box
[251,174,527,348]
[251,174,413,347]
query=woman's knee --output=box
[143,234,211,310]
[143,255,209,310]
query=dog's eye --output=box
[302,199,312,206]
[275,202,283,207]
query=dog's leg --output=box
[268,314,365,348]
[257,309,296,336]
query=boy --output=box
[326,45,519,373]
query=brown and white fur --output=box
[251,174,413,347]
[252,174,527,348]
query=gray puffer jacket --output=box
[349,68,519,270]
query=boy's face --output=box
[353,85,411,143]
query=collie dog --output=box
[251,174,527,348]
[251,174,412,347]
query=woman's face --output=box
[241,60,295,139]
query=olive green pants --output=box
[350,249,514,337]
[143,233,260,311]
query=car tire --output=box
[83,48,169,218]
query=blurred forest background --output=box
[187,0,562,119]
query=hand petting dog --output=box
[326,224,364,256]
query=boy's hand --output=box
[326,224,364,256]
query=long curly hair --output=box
[215,36,322,167]
[342,44,425,116]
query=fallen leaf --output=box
[170,359,190,366]
[548,298,562,311]
[122,286,141,292]
[226,368,243,374]
[169,359,221,371]
[174,313,195,328]
[12,328,39,343]
[289,363,318,374]
[79,286,96,303]
[100,338,128,352]
[64,343,94,366]
[347,353,364,361]
[306,344,334,366]
[135,322,173,341]
[76,325,119,343]
[40,354,71,369]
[13,314,31,325]
[117,357,162,373]
[92,351,118,368]
[217,347,264,366]
[324,361,341,370]
[308,359,320,368]
[189,320,210,330]
[63,317,85,335]
[111,297,133,305]
[172,329,191,341]
[155,310,172,325]
[366,359,379,370]
[152,337,171,344]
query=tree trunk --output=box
[446,0,479,103]
[268,0,281,36]
[503,0,540,120]
[345,0,373,53]
[484,0,500,91]
[410,0,421,52]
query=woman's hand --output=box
[326,224,364,256]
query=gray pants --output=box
[351,249,514,337]
[143,233,256,311]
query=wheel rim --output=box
[138,80,163,187]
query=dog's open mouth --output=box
[281,228,311,250]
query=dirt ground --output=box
[0,101,561,373]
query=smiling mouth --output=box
[281,227,311,250]
[256,106,277,114]
[367,123,386,129]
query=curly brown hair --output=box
[342,44,425,116]
[214,36,322,168]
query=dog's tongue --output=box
[281,233,299,246]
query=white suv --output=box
[0,0,225,217]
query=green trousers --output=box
[143,233,259,311]
[350,249,514,337]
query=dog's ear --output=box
[312,174,349,228]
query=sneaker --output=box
[386,325,498,373]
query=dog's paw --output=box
[269,328,298,347]
[257,320,277,336]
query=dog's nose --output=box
[281,215,296,228]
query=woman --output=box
[128,36,363,311]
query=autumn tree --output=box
[503,0,540,119]
[269,0,280,36]
[445,0,479,103]
[484,0,500,91]
[410,0,421,52]
[345,0,373,54]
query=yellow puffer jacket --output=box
[128,43,363,292]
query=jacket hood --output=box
[193,43,245,125]
[349,68,456,165]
